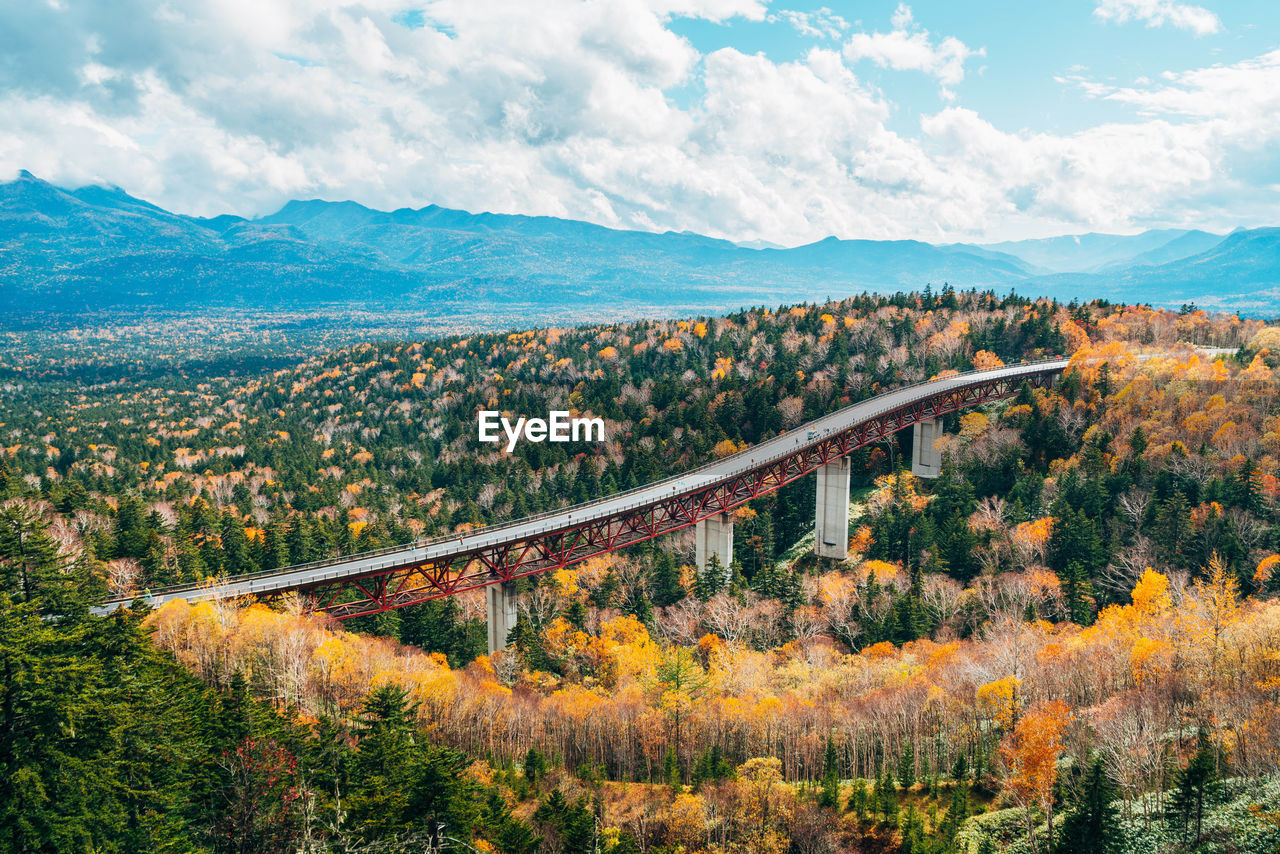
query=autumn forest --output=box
[3,291,1280,854]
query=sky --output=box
[2,0,1279,245]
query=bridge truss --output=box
[269,367,1057,619]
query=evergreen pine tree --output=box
[344,684,420,836]
[847,780,870,821]
[263,518,291,570]
[1129,425,1148,456]
[524,746,548,786]
[0,501,88,614]
[897,742,916,789]
[287,516,316,564]
[533,791,595,854]
[899,803,925,854]
[727,558,746,590]
[873,766,898,823]
[1059,757,1122,854]
[591,570,620,608]
[1154,492,1193,567]
[649,551,685,606]
[1170,732,1220,844]
[695,555,725,601]
[511,613,550,670]
[220,512,253,575]
[820,736,840,808]
[664,745,681,792]
[937,782,970,851]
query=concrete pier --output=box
[486,580,518,653]
[814,457,852,559]
[695,513,734,582]
[911,419,943,478]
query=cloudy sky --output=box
[2,0,1278,244]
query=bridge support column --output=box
[911,419,943,479]
[695,513,733,583]
[815,456,851,559]
[486,581,517,654]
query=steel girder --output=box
[264,369,1055,620]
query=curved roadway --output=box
[97,358,1070,612]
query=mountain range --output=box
[2,171,1277,318]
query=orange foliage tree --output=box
[999,699,1071,854]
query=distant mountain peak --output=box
[0,171,1273,316]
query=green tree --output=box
[648,551,685,607]
[897,741,916,789]
[899,802,926,854]
[664,745,681,791]
[533,790,595,854]
[695,554,726,601]
[1170,732,1220,845]
[220,512,254,576]
[524,746,548,787]
[691,744,733,788]
[937,782,971,852]
[820,736,840,808]
[847,780,870,821]
[1059,757,1121,854]
[0,502,94,615]
[873,766,898,823]
[402,597,485,667]
[511,613,550,671]
[346,684,481,840]
[1154,492,1193,567]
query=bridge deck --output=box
[97,358,1069,612]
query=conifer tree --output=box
[664,745,681,792]
[847,780,870,821]
[820,736,840,808]
[1060,757,1121,854]
[0,502,84,614]
[695,554,725,601]
[1170,732,1220,844]
[649,551,684,606]
[897,742,916,789]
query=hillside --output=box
[4,173,1276,317]
[2,294,1278,854]
[980,229,1222,273]
[1037,228,1280,312]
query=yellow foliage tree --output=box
[1131,568,1172,616]
[978,676,1021,730]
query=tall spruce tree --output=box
[1170,732,1220,845]
[820,736,840,808]
[1059,757,1122,854]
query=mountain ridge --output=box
[2,172,1275,316]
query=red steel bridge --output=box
[97,358,1069,647]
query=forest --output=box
[2,290,1279,853]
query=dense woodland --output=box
[2,291,1279,853]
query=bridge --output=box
[98,358,1069,651]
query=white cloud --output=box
[0,0,1276,245]
[1093,0,1222,36]
[647,0,768,23]
[1071,49,1280,124]
[842,3,984,95]
[920,107,1218,228]
[772,8,849,40]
